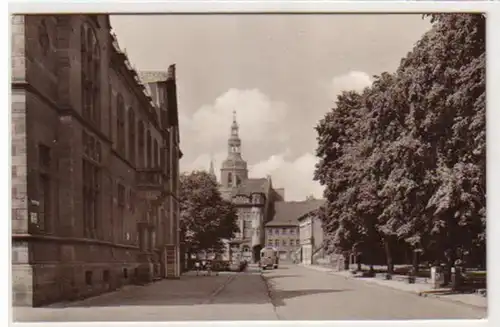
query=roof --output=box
[138,71,169,84]
[232,178,270,197]
[265,199,326,227]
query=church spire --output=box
[228,109,242,157]
[209,155,216,178]
[220,109,248,190]
[231,110,239,137]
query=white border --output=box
[3,1,498,327]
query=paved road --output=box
[13,264,486,322]
[263,264,487,320]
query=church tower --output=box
[220,111,248,193]
[208,156,216,180]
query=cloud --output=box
[180,151,227,174]
[179,88,289,156]
[179,88,327,202]
[329,71,374,100]
[249,152,324,201]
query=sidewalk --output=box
[300,264,488,309]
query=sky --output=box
[110,14,432,201]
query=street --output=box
[14,264,486,322]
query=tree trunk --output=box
[412,250,420,273]
[384,238,394,274]
[343,253,349,270]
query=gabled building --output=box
[265,199,325,262]
[217,112,284,263]
[11,14,181,307]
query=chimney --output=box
[167,64,176,81]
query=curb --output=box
[259,271,283,320]
[417,291,487,310]
[304,265,487,310]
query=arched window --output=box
[227,172,233,185]
[81,23,100,126]
[128,109,136,165]
[153,139,159,168]
[116,94,126,155]
[138,120,145,167]
[146,130,152,168]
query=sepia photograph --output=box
[10,5,487,323]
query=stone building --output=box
[218,112,284,263]
[265,199,325,262]
[11,14,181,307]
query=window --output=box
[82,159,100,238]
[103,270,110,283]
[275,228,279,236]
[38,173,50,232]
[138,120,145,167]
[274,239,279,247]
[153,139,159,168]
[236,176,241,186]
[228,172,233,185]
[117,183,125,242]
[243,220,252,238]
[82,131,101,239]
[267,239,273,246]
[39,144,51,169]
[129,190,135,213]
[37,144,51,232]
[146,130,152,168]
[128,109,136,164]
[116,94,126,155]
[296,239,300,246]
[81,23,100,126]
[38,19,50,56]
[282,228,287,235]
[282,239,287,246]
[117,184,125,206]
[267,229,272,235]
[289,228,295,235]
[85,271,93,285]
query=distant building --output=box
[298,202,325,265]
[217,112,283,263]
[265,199,325,262]
[11,14,181,307]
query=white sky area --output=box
[110,14,432,201]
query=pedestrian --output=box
[206,260,212,276]
[201,260,207,276]
[194,261,201,276]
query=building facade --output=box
[11,14,181,307]
[265,224,300,262]
[298,209,324,265]
[218,112,283,263]
[265,199,325,263]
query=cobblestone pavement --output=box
[262,264,487,320]
[13,264,487,322]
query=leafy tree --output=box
[179,171,239,255]
[315,13,485,277]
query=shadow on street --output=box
[263,274,302,280]
[269,288,350,307]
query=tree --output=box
[315,13,485,277]
[179,171,239,255]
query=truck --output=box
[260,247,279,270]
